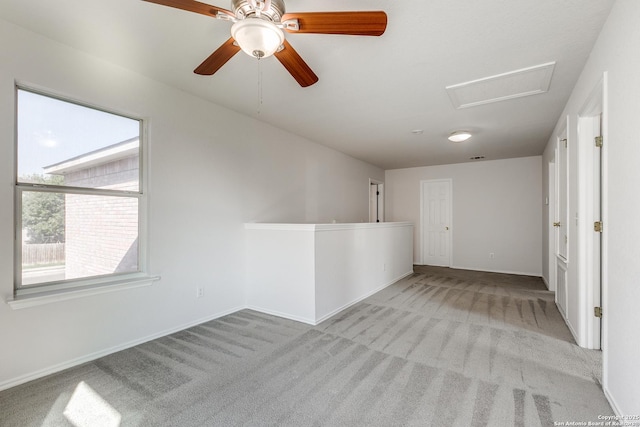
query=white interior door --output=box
[556,128,569,318]
[548,160,557,291]
[421,179,452,266]
[558,135,569,261]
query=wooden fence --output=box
[22,243,65,266]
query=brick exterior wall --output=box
[64,155,139,280]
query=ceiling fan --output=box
[143,0,387,87]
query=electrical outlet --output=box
[489,253,495,259]
[196,287,204,298]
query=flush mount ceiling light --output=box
[448,131,472,142]
[231,18,284,59]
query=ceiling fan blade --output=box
[281,11,387,36]
[194,38,241,75]
[142,0,234,18]
[274,40,319,87]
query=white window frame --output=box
[9,85,157,309]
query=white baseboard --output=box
[566,321,581,346]
[541,275,550,289]
[244,305,316,326]
[0,305,244,392]
[314,270,414,325]
[604,387,623,416]
[555,300,582,346]
[247,270,414,326]
[450,265,542,277]
[1,271,418,391]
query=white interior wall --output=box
[245,227,317,323]
[541,0,640,415]
[313,223,413,322]
[0,19,384,389]
[385,157,542,276]
[244,222,413,325]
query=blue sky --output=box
[17,89,140,177]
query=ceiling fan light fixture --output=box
[231,18,284,59]
[448,131,472,143]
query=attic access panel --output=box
[446,62,556,109]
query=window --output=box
[15,87,146,295]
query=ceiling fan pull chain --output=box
[257,57,263,115]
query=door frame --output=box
[554,123,570,321]
[420,179,452,266]
[547,156,557,292]
[577,73,607,350]
[369,178,384,223]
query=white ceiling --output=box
[0,0,615,169]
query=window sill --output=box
[6,274,160,310]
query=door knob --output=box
[553,222,561,227]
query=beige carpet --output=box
[0,266,612,426]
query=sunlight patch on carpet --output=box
[63,381,121,427]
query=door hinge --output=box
[594,221,603,233]
[562,138,567,148]
[594,306,603,318]
[595,136,603,148]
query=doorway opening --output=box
[369,179,384,223]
